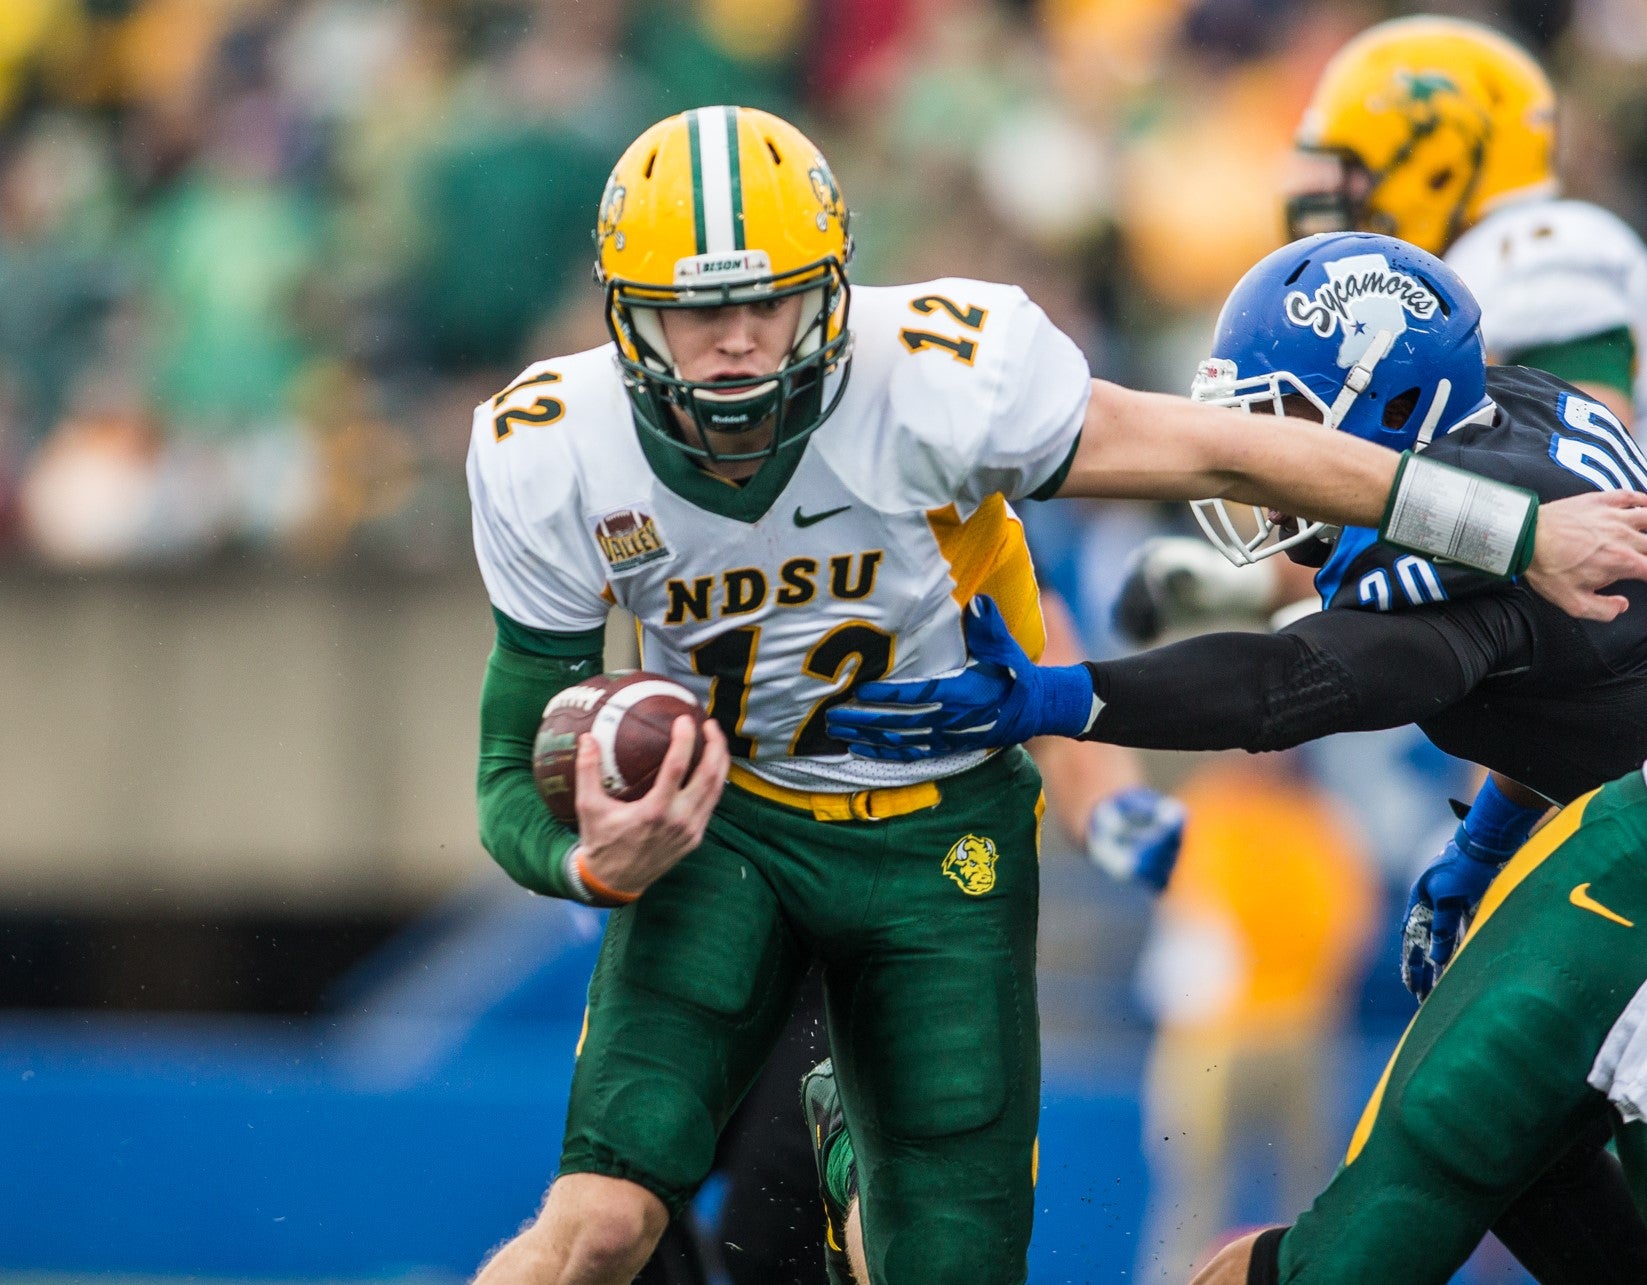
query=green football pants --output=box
[559,747,1046,1285]
[1279,767,1647,1282]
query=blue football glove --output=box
[826,595,1099,760]
[1400,777,1546,1001]
[1400,838,1502,1002]
[1086,787,1185,893]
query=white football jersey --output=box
[1446,198,1647,421]
[468,279,1091,790]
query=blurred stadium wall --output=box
[1,567,488,910]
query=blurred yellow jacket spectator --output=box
[1135,754,1379,1280]
[1140,754,1377,1038]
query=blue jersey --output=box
[1320,366,1647,619]
[1313,365,1647,799]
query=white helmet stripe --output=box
[694,106,738,254]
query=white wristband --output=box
[1380,452,1537,577]
[563,844,597,906]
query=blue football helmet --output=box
[1191,231,1489,565]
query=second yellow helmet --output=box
[1287,16,1557,255]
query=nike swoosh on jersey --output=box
[794,504,851,527]
[1571,882,1635,928]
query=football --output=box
[532,671,707,826]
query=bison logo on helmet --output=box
[942,834,1000,896]
[1365,71,1468,140]
[1284,252,1439,369]
[596,180,626,253]
[808,159,845,234]
[1396,70,1459,103]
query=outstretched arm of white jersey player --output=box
[1054,379,1647,622]
[1028,592,1184,893]
[1055,379,1429,519]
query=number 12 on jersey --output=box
[899,295,989,365]
[690,622,895,759]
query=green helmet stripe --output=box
[725,108,745,251]
[687,110,707,255]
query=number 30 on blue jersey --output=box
[1358,554,1447,610]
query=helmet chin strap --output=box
[1413,378,1452,448]
[691,379,782,436]
[628,306,673,374]
[1326,327,1396,427]
[693,379,780,406]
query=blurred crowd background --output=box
[2,0,1643,570]
[4,0,1646,1280]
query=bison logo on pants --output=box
[942,834,1000,896]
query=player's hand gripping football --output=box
[827,596,1098,759]
[1528,489,1647,622]
[572,716,729,898]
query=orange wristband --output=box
[573,847,641,908]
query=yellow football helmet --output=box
[594,105,853,462]
[1287,16,1557,255]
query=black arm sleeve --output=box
[1079,595,1537,753]
[1247,1226,1287,1285]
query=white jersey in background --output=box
[1446,197,1647,424]
[467,278,1091,791]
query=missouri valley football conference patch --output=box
[593,506,671,576]
[943,834,1000,895]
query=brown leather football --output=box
[532,671,707,826]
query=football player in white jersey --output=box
[465,106,1647,1285]
[1287,15,1647,430]
[1448,198,1647,431]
